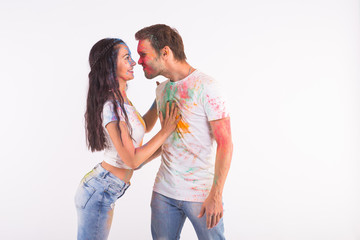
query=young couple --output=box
[75,24,233,240]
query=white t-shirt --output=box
[102,100,146,169]
[154,69,229,202]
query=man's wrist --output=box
[209,188,223,199]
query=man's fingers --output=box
[208,214,217,229]
[214,214,220,229]
[209,212,223,229]
[206,213,212,229]
[198,205,205,218]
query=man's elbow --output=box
[217,139,233,152]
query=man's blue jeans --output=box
[151,191,225,240]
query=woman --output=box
[75,38,180,240]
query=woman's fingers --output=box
[173,107,180,124]
[159,111,163,126]
[171,101,176,117]
[162,101,182,131]
[165,101,170,118]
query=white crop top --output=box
[101,100,146,169]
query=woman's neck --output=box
[118,83,130,105]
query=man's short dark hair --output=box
[135,24,187,61]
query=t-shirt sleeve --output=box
[201,79,229,121]
[102,101,120,128]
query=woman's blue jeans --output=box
[75,163,130,240]
[151,191,225,240]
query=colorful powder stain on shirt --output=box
[206,95,226,116]
[176,119,190,138]
[127,101,146,146]
[154,70,229,202]
[160,81,193,141]
[134,109,146,129]
[177,80,197,100]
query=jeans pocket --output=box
[75,181,96,209]
[103,183,124,206]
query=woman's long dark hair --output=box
[85,38,132,152]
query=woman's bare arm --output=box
[106,102,179,169]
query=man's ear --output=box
[161,46,171,59]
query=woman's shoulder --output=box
[102,100,118,127]
[103,100,113,109]
[103,100,123,115]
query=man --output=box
[135,24,233,240]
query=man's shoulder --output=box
[193,70,216,85]
[156,80,170,93]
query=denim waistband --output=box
[93,163,130,187]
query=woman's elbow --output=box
[127,158,143,170]
[122,157,138,169]
[126,161,138,170]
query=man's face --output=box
[137,39,163,79]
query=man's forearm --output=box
[208,117,233,198]
[199,117,233,229]
[209,143,233,197]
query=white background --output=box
[0,0,359,239]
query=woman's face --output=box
[116,43,136,82]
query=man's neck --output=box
[165,62,194,82]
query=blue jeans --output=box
[151,192,225,240]
[75,163,130,240]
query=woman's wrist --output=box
[159,127,172,138]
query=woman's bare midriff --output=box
[101,161,133,183]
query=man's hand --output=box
[198,193,223,229]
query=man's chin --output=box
[145,72,156,79]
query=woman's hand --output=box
[106,101,181,170]
[159,101,181,135]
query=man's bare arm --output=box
[198,117,233,229]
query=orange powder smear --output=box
[135,111,146,128]
[176,119,190,137]
[106,208,114,230]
